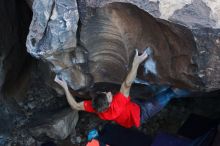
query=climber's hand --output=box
[132,49,148,66]
[54,75,68,90]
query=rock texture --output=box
[79,0,220,28]
[26,0,93,90]
[81,3,200,90]
[0,1,33,145]
[26,0,220,91]
[192,29,220,91]
[26,0,78,57]
[0,0,32,95]
[29,109,78,140]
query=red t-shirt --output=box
[84,92,140,128]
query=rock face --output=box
[81,3,199,90]
[26,0,220,91]
[26,0,78,57]
[79,0,220,29]
[26,0,93,90]
[0,0,32,95]
[0,101,16,145]
[29,109,78,140]
[192,29,220,91]
[0,1,33,144]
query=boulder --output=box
[26,0,93,90]
[29,109,78,140]
[80,3,200,90]
[79,0,220,29]
[26,0,220,91]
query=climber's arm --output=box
[120,49,148,97]
[54,76,84,111]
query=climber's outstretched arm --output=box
[120,49,148,97]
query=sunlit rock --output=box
[26,0,90,90]
[80,0,220,28]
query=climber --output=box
[54,49,190,128]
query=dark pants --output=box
[98,123,152,146]
[133,88,175,124]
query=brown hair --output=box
[92,92,109,112]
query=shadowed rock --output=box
[29,108,78,140]
[0,0,32,95]
[81,3,201,89]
